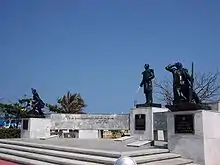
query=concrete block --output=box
[21,118,51,139]
[167,110,220,165]
[130,107,153,141]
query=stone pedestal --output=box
[20,118,51,138]
[167,110,220,165]
[130,107,153,141]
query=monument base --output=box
[165,102,211,112]
[130,107,154,142]
[167,110,220,165]
[21,118,51,139]
[25,110,45,118]
[136,103,161,108]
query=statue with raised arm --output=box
[165,62,200,104]
[164,62,211,111]
[139,64,155,104]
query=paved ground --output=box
[0,160,19,165]
[9,138,167,152]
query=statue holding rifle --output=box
[165,62,210,111]
[165,62,200,104]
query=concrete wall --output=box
[50,114,129,130]
[79,130,99,139]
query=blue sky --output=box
[0,0,219,114]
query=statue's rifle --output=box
[189,62,194,102]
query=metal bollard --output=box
[114,156,137,165]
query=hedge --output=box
[0,128,20,139]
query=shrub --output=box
[0,128,20,139]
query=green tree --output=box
[47,91,86,114]
[0,102,28,119]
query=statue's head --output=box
[31,88,37,94]
[144,64,149,70]
[175,62,183,69]
[114,156,137,165]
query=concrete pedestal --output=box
[21,118,51,138]
[167,110,220,165]
[130,107,153,141]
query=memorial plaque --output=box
[135,114,146,130]
[174,114,194,134]
[22,119,29,130]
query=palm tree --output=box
[47,91,86,114]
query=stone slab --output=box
[0,153,56,165]
[0,143,116,164]
[133,153,181,164]
[141,157,193,165]
[126,140,152,147]
[0,148,103,165]
[50,114,129,130]
[114,136,134,141]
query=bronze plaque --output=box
[22,119,29,130]
[174,114,194,134]
[135,114,145,130]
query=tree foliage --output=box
[0,102,27,119]
[155,71,220,105]
[47,91,86,114]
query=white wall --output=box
[79,130,99,139]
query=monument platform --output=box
[136,103,162,108]
[165,102,211,112]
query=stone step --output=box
[0,143,116,164]
[0,143,173,165]
[114,136,134,141]
[127,140,152,147]
[0,139,169,158]
[122,148,169,157]
[134,153,181,164]
[140,158,193,165]
[0,148,104,165]
[0,153,56,165]
[0,139,121,158]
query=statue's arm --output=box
[140,76,144,87]
[140,72,145,87]
[165,64,175,73]
[149,69,155,80]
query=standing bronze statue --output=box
[165,62,210,111]
[136,64,161,108]
[140,64,155,104]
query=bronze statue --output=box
[140,64,155,104]
[165,62,200,105]
[30,88,45,117]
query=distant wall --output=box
[50,114,130,130]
